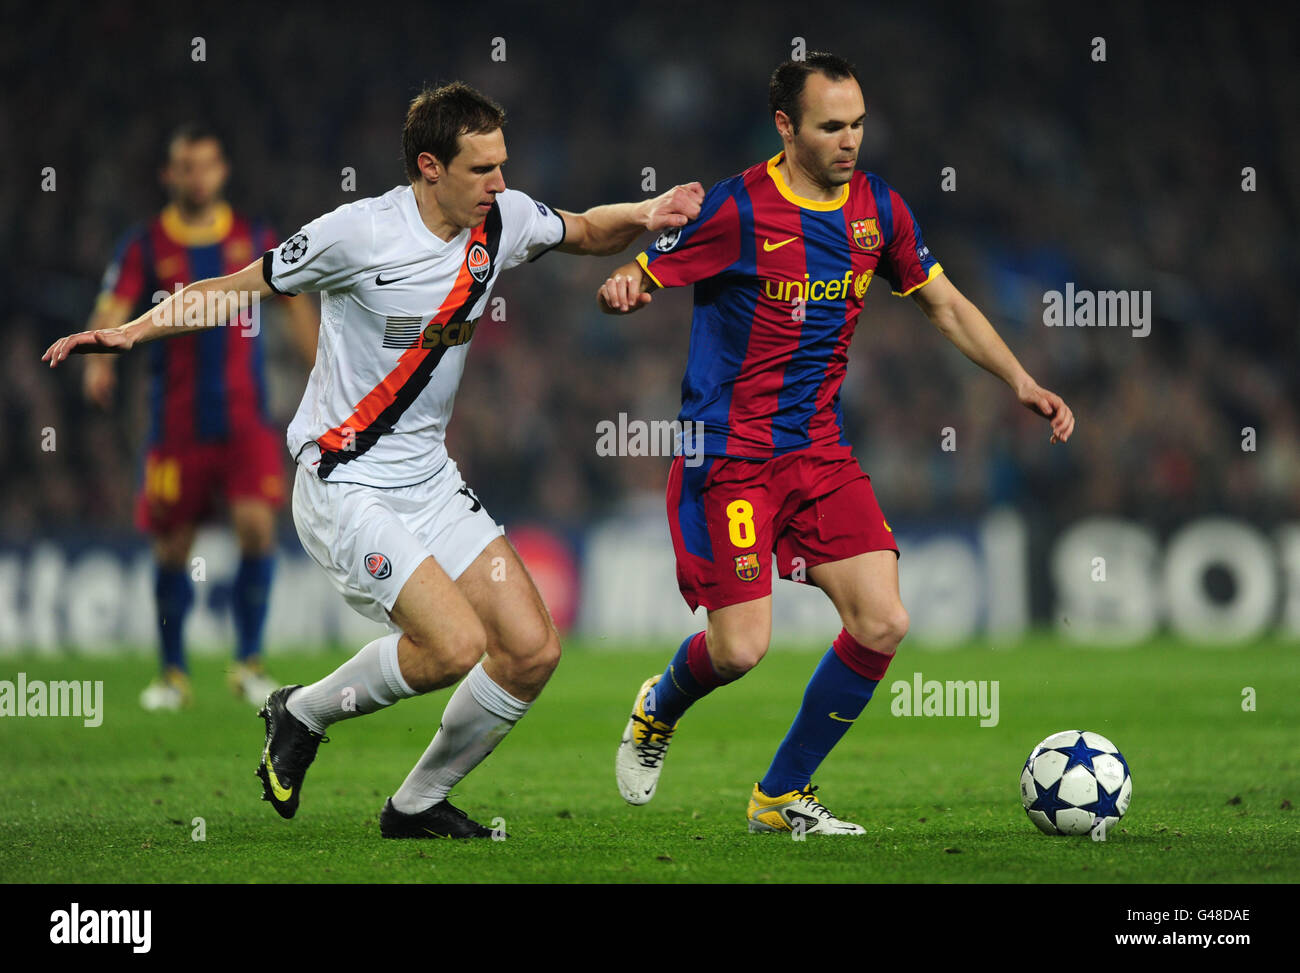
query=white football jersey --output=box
[264,184,565,487]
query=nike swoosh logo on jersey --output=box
[763,237,798,252]
[828,711,855,723]
[375,273,412,286]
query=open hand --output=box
[42,328,134,368]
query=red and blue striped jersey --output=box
[636,153,942,459]
[97,203,278,444]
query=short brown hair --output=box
[402,82,506,180]
[166,121,224,161]
[769,53,860,133]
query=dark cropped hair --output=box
[166,122,224,159]
[403,82,506,180]
[768,52,860,132]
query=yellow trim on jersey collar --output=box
[159,202,234,246]
[766,153,850,211]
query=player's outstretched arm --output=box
[557,182,704,257]
[43,259,275,368]
[911,272,1075,445]
[597,260,658,314]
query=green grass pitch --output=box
[1,635,1296,883]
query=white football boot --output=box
[229,661,279,707]
[746,783,866,835]
[139,667,192,711]
[616,675,678,805]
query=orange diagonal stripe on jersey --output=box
[317,228,484,454]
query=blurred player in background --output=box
[85,124,319,710]
[48,83,702,839]
[600,53,1074,834]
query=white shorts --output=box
[291,451,504,626]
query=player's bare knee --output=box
[533,627,562,677]
[232,503,275,555]
[508,611,561,669]
[847,605,909,652]
[152,531,192,568]
[399,619,486,689]
[510,627,562,688]
[236,524,275,556]
[445,625,488,680]
[887,605,910,647]
[710,637,767,679]
[155,547,187,569]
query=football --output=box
[1020,730,1132,836]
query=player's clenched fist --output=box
[42,327,134,367]
[598,274,653,314]
[642,182,705,232]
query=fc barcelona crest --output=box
[734,553,761,582]
[852,217,882,251]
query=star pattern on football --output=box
[1082,783,1123,820]
[1049,737,1108,772]
[1021,730,1132,836]
[1027,777,1073,829]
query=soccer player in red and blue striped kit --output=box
[601,53,1075,834]
[85,124,319,710]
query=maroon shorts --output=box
[665,442,898,612]
[134,422,286,533]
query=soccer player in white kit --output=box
[44,82,704,838]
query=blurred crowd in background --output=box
[4,1,1295,540]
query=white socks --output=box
[390,661,531,814]
[287,633,416,733]
[286,641,531,813]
